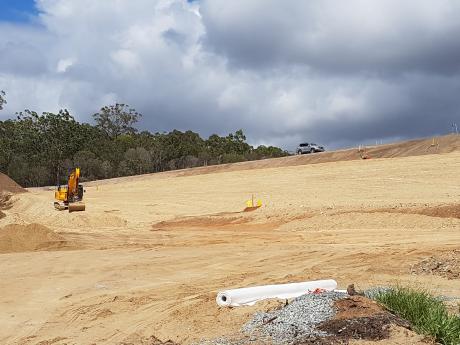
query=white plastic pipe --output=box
[216,279,337,307]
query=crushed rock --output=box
[241,291,347,344]
[410,250,460,279]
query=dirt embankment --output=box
[343,203,460,220]
[0,173,26,194]
[83,134,460,186]
[0,223,73,254]
[0,173,26,218]
[174,134,460,178]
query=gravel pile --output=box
[241,291,347,344]
[363,286,391,300]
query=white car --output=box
[297,143,325,154]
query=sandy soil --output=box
[0,173,26,194]
[0,151,459,344]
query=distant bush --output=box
[0,108,289,186]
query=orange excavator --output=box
[54,168,86,212]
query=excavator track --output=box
[54,201,67,211]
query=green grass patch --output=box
[374,287,460,345]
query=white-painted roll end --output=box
[216,292,231,307]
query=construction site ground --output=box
[1,137,460,344]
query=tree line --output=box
[0,92,288,187]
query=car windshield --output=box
[299,143,308,147]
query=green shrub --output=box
[375,287,460,345]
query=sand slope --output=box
[77,134,460,187]
[0,173,26,194]
[0,146,459,344]
[162,134,460,178]
[0,223,71,253]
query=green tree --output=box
[124,147,151,174]
[226,129,251,155]
[93,103,142,138]
[205,130,251,163]
[117,160,133,176]
[0,90,6,110]
[15,109,86,184]
[100,161,112,179]
[222,152,246,163]
[206,134,227,163]
[73,150,104,180]
[1,105,289,187]
[250,145,288,160]
[0,120,16,171]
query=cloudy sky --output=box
[1,0,459,150]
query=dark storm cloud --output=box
[1,0,460,151]
[200,0,460,75]
[198,0,460,149]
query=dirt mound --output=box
[318,315,409,342]
[411,250,460,279]
[0,223,70,254]
[0,172,26,194]
[202,295,419,345]
[0,193,15,219]
[383,204,460,219]
[343,203,460,220]
[333,296,385,320]
[414,204,460,219]
[153,215,251,230]
[316,296,412,343]
[0,192,14,209]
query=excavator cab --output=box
[54,168,86,212]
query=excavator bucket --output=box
[68,202,85,212]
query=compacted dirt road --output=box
[0,148,459,344]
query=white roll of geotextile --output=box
[216,279,337,307]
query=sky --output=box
[0,0,459,150]
[0,0,37,22]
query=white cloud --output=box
[0,0,460,150]
[56,58,75,73]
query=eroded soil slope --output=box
[0,151,459,345]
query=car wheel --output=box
[297,150,302,155]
